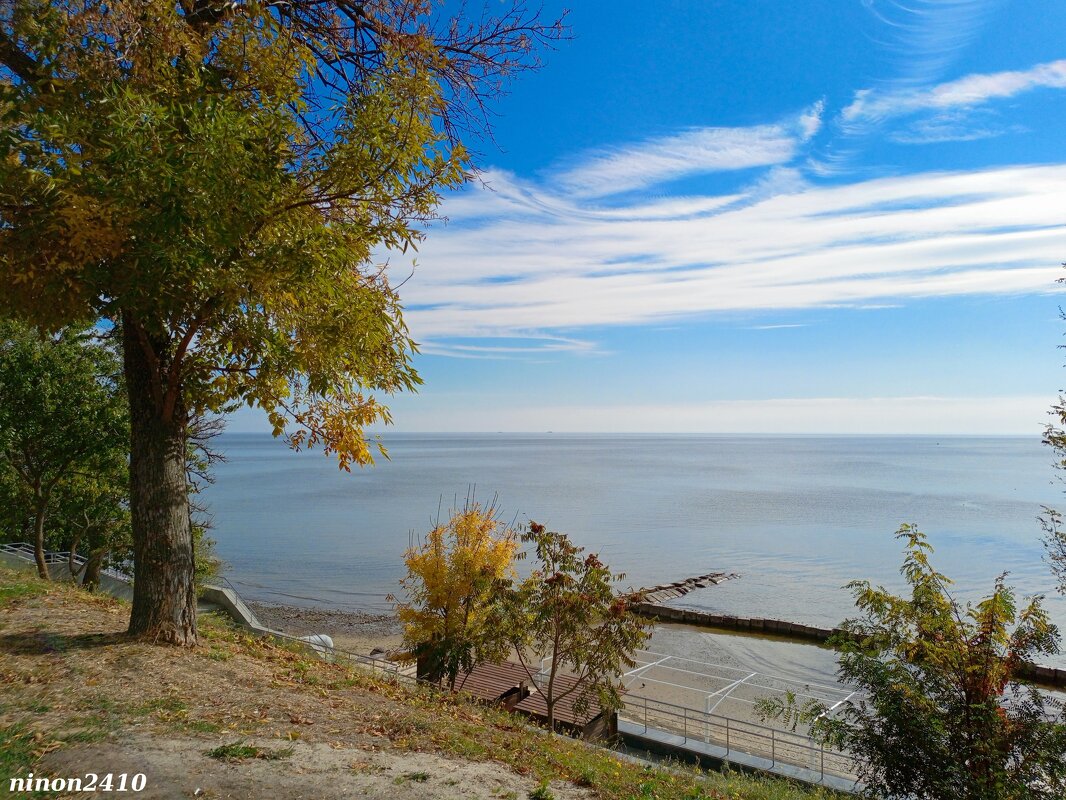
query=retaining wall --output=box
[199,585,267,632]
[0,550,134,600]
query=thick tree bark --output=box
[123,319,197,645]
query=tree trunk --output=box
[68,533,83,582]
[33,492,49,580]
[82,548,106,592]
[546,657,559,733]
[545,629,562,733]
[123,319,197,645]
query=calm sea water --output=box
[202,434,1066,644]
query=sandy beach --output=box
[248,601,405,655]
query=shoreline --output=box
[243,601,853,737]
[243,598,835,673]
[244,600,1066,691]
[245,598,841,654]
[247,601,404,655]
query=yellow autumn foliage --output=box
[394,503,518,686]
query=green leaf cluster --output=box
[0,318,130,581]
[761,525,1066,800]
[493,522,652,731]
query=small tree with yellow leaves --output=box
[393,502,519,689]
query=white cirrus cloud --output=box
[887,108,1023,145]
[799,99,825,140]
[549,105,823,199]
[392,164,1066,347]
[863,0,1001,84]
[842,58,1066,127]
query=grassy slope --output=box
[0,565,841,800]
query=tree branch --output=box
[0,29,40,83]
[161,313,206,423]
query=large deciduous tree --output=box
[0,1,564,644]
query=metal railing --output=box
[620,691,857,784]
[0,542,131,581]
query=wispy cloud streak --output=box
[863,0,1002,84]
[843,59,1066,127]
[550,106,822,198]
[395,165,1066,347]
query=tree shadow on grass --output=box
[0,630,129,655]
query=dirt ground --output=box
[39,735,573,800]
[0,579,592,800]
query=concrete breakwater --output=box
[632,602,1066,690]
[634,572,739,604]
[630,573,838,644]
[633,601,838,642]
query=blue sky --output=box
[243,1,1066,433]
